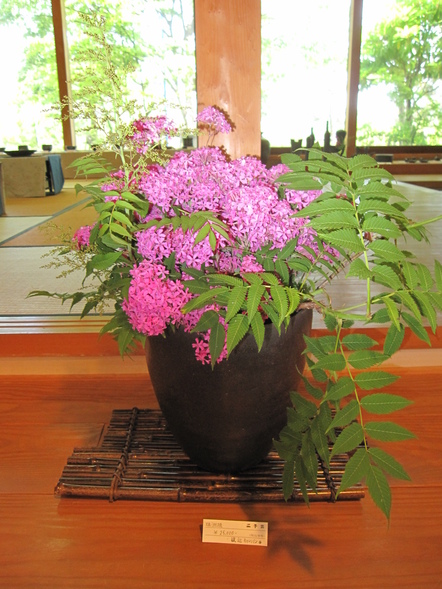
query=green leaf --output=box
[193,223,211,245]
[397,291,421,320]
[304,335,331,359]
[383,324,405,357]
[372,265,403,290]
[86,251,122,272]
[361,393,412,415]
[300,375,324,401]
[364,421,416,442]
[366,464,391,520]
[270,285,289,325]
[290,392,317,419]
[368,448,411,481]
[346,258,373,280]
[320,228,366,254]
[274,259,290,285]
[355,371,399,390]
[286,288,301,316]
[327,400,360,432]
[415,292,437,333]
[294,456,311,504]
[382,296,400,330]
[347,350,388,369]
[314,353,347,372]
[225,286,247,322]
[362,217,402,239]
[209,321,226,367]
[291,197,355,218]
[207,274,244,287]
[435,260,442,291]
[281,460,295,501]
[246,284,265,323]
[191,310,220,333]
[415,263,434,291]
[250,312,265,351]
[309,211,358,231]
[338,448,370,494]
[311,416,330,467]
[181,287,229,313]
[301,432,318,490]
[226,314,249,355]
[402,261,419,289]
[331,422,364,457]
[369,239,406,262]
[325,376,355,401]
[341,333,378,350]
[401,311,431,345]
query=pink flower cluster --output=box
[72,225,94,249]
[197,106,232,134]
[129,115,177,154]
[94,106,331,363]
[122,260,192,336]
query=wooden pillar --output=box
[346,0,363,157]
[194,0,261,159]
[51,0,76,147]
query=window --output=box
[0,1,62,150]
[261,0,352,149]
[358,0,442,146]
[64,0,196,149]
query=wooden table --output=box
[0,330,441,589]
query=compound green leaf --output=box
[347,350,389,369]
[191,310,220,333]
[346,258,373,280]
[325,376,355,401]
[209,321,226,367]
[369,239,406,262]
[338,448,370,494]
[331,421,364,457]
[341,333,378,350]
[290,392,317,419]
[361,393,412,415]
[314,353,347,372]
[368,447,411,481]
[320,228,366,254]
[366,464,391,520]
[383,323,405,357]
[362,216,402,239]
[364,421,416,441]
[327,399,359,432]
[246,283,266,323]
[226,314,249,355]
[401,311,431,345]
[250,312,265,351]
[225,285,247,322]
[415,263,434,291]
[355,371,399,390]
[270,285,289,324]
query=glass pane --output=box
[358,0,442,146]
[261,0,351,149]
[0,0,63,151]
[64,0,196,150]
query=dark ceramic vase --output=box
[145,309,312,473]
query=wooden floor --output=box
[1,181,441,588]
[0,334,442,588]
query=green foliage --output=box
[274,148,441,520]
[359,0,442,145]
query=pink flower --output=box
[122,260,192,336]
[72,225,93,249]
[197,106,232,134]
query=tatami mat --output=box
[0,246,108,316]
[0,217,51,245]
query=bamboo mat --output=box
[55,408,365,503]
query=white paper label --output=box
[202,519,268,546]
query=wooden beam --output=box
[51,0,76,147]
[194,0,261,159]
[346,0,363,157]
